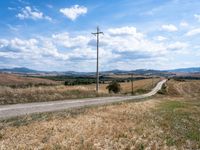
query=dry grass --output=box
[84,78,160,94]
[0,78,159,105]
[0,85,108,105]
[166,79,200,97]
[0,98,160,149]
[0,73,59,87]
[0,80,200,149]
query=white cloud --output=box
[194,14,200,21]
[60,5,87,21]
[167,42,188,51]
[0,26,166,71]
[0,39,9,48]
[0,26,195,71]
[108,26,144,38]
[186,28,200,36]
[155,36,167,41]
[0,37,69,61]
[16,6,52,21]
[161,24,178,32]
[98,27,167,58]
[52,32,90,48]
[180,21,189,27]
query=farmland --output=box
[0,79,199,149]
[0,73,160,105]
[0,73,59,88]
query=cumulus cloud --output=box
[0,37,69,61]
[161,24,178,32]
[16,6,52,21]
[52,32,90,48]
[103,27,166,55]
[108,26,143,38]
[60,5,87,21]
[186,28,200,36]
[0,38,38,52]
[0,26,192,71]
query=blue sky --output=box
[0,0,200,71]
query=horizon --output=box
[0,0,200,72]
[0,66,200,73]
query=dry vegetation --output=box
[166,79,200,97]
[0,86,107,105]
[0,73,59,87]
[0,79,200,149]
[83,78,160,94]
[0,78,159,105]
[105,74,147,79]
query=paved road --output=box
[0,79,167,119]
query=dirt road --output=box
[0,79,167,119]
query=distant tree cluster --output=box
[64,79,95,86]
[173,76,200,80]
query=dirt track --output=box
[0,80,167,119]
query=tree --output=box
[106,81,121,93]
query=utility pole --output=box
[92,26,103,93]
[152,75,154,88]
[131,74,133,95]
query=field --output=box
[0,73,160,105]
[0,73,59,87]
[0,79,200,149]
[89,78,160,94]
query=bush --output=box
[158,83,167,95]
[106,81,121,93]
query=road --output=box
[0,79,167,119]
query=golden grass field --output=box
[0,77,159,105]
[0,79,200,149]
[0,73,59,87]
[84,78,160,93]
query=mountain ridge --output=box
[0,67,199,75]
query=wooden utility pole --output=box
[131,74,134,95]
[92,26,103,92]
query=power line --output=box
[92,26,103,93]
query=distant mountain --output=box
[102,69,169,75]
[0,67,39,73]
[0,67,199,75]
[169,67,200,73]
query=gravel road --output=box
[0,79,167,119]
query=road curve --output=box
[0,79,167,119]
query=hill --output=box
[0,67,39,73]
[0,73,59,87]
[169,67,200,73]
[0,67,199,76]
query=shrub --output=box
[158,83,167,95]
[106,81,121,93]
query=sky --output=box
[0,0,200,71]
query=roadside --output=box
[0,80,166,119]
[0,78,160,105]
[0,79,199,149]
